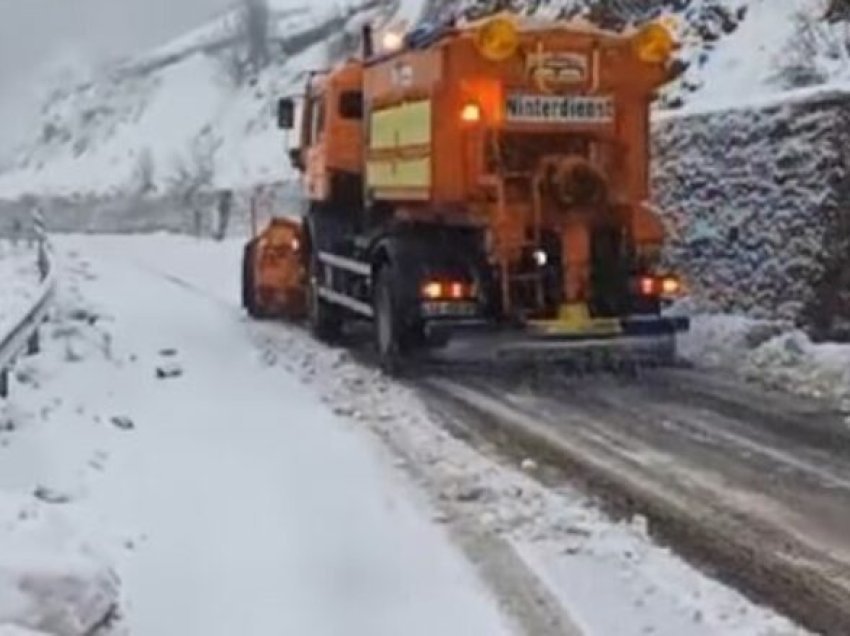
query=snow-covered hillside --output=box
[661,0,850,110]
[0,0,394,200]
[0,0,847,200]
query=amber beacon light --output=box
[474,16,519,62]
[632,21,675,64]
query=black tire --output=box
[307,250,343,342]
[373,264,405,374]
[241,239,259,317]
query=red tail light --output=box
[420,280,475,300]
[637,275,682,298]
[639,276,656,296]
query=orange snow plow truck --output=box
[242,13,689,371]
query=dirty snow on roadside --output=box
[90,233,807,636]
[0,235,515,636]
[0,242,41,338]
[674,308,850,411]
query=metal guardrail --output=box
[0,207,55,398]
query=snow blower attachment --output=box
[243,13,689,372]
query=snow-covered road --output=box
[0,235,513,635]
[1,234,810,636]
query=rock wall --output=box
[652,89,850,341]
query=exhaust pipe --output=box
[362,23,374,59]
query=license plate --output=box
[505,94,614,124]
[421,301,478,317]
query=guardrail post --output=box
[32,205,48,282]
[0,211,52,402]
[27,329,40,356]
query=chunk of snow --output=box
[0,494,119,636]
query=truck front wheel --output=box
[242,239,261,317]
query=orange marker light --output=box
[460,102,481,123]
[661,277,680,296]
[422,281,443,299]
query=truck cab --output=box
[277,63,365,209]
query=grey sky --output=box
[0,0,234,153]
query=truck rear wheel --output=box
[373,265,405,374]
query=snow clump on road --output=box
[0,494,118,635]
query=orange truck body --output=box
[355,20,673,314]
[245,13,688,363]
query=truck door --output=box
[304,95,328,201]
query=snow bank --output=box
[680,312,850,407]
[0,244,121,635]
[652,87,850,341]
[0,494,118,636]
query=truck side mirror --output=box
[277,98,295,129]
[288,147,303,170]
